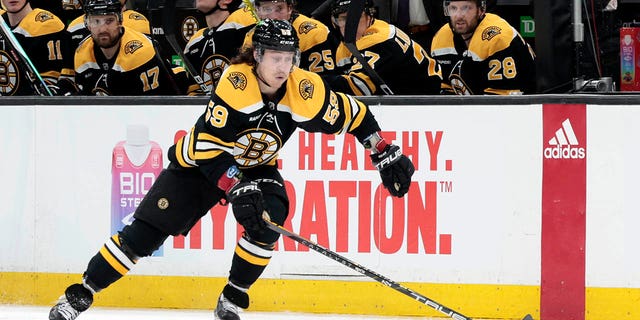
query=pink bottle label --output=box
[111,140,164,255]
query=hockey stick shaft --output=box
[264,219,471,320]
[161,0,210,94]
[0,17,52,96]
[343,0,393,95]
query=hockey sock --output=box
[84,220,168,290]
[84,234,139,290]
[229,233,274,289]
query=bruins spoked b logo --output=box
[233,128,282,168]
[157,198,169,210]
[181,16,199,42]
[0,50,20,95]
[203,55,230,90]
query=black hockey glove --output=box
[370,144,415,197]
[226,181,266,232]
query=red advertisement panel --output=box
[541,104,586,320]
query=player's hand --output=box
[227,181,266,232]
[370,144,415,197]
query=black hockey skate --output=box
[49,284,93,320]
[214,284,249,320]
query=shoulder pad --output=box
[334,42,352,67]
[282,68,327,121]
[219,8,256,31]
[215,63,263,113]
[355,19,393,50]
[67,15,85,33]
[21,9,65,36]
[292,14,329,52]
[75,38,97,73]
[430,24,455,54]
[113,28,156,71]
[123,10,150,34]
[468,13,517,60]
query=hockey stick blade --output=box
[0,17,52,96]
[264,218,471,320]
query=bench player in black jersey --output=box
[0,0,71,95]
[74,0,194,95]
[430,0,536,95]
[182,0,245,94]
[328,0,442,95]
[48,19,415,320]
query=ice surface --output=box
[0,304,426,319]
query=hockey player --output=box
[0,0,72,95]
[74,0,193,95]
[48,19,415,320]
[243,0,340,77]
[430,0,536,95]
[66,0,150,49]
[182,0,245,94]
[328,0,442,95]
[198,0,339,91]
[58,0,150,94]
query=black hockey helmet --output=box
[331,0,375,18]
[84,0,122,17]
[252,19,299,52]
[443,0,486,16]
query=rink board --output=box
[0,102,639,320]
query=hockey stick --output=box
[0,17,53,96]
[151,38,184,94]
[263,217,533,320]
[342,0,393,95]
[310,0,333,19]
[160,0,210,94]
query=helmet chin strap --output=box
[198,1,234,16]
[7,0,29,15]
[253,64,273,88]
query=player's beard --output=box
[93,30,121,49]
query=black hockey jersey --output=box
[331,19,442,95]
[0,8,67,95]
[182,9,252,94]
[430,13,536,95]
[74,26,185,95]
[169,62,381,184]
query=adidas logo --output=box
[543,118,586,159]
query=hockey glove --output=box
[218,166,266,232]
[370,144,415,197]
[227,181,266,232]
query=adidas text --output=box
[543,145,585,159]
